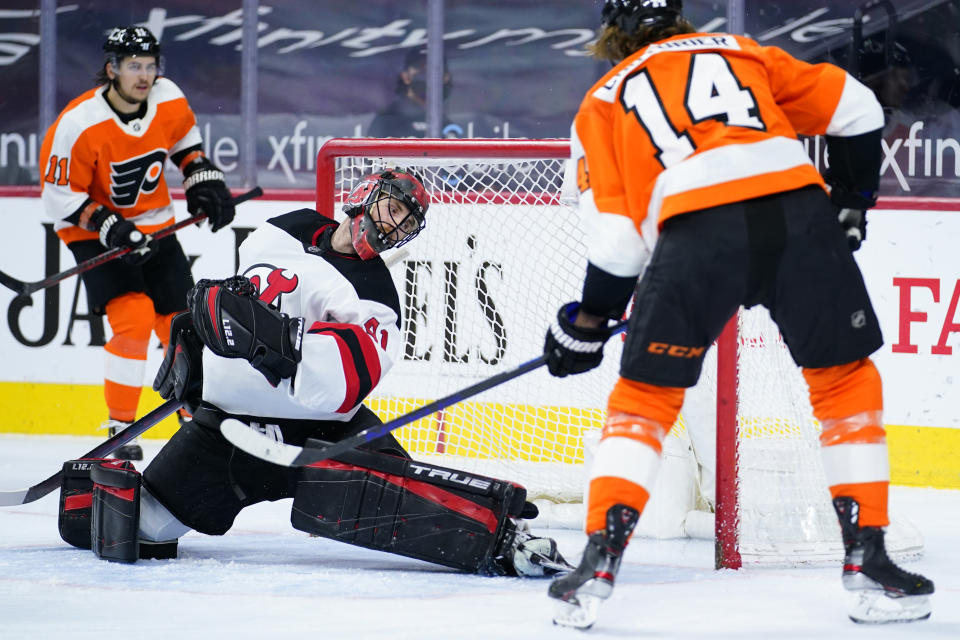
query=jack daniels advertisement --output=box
[1,0,959,196]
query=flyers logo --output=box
[243,263,299,306]
[109,149,167,208]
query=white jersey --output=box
[201,209,402,423]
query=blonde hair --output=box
[589,18,697,63]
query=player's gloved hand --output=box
[153,311,204,412]
[183,157,235,232]
[187,276,305,387]
[91,206,155,265]
[824,174,876,251]
[543,302,614,377]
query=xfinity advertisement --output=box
[1,0,958,195]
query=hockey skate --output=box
[490,520,573,577]
[102,419,143,461]
[833,497,934,624]
[549,503,639,630]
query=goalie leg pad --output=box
[91,460,142,563]
[291,445,529,573]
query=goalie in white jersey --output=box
[56,168,572,578]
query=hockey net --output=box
[316,138,922,567]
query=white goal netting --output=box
[320,138,922,566]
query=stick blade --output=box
[0,487,30,507]
[220,419,301,466]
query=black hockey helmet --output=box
[343,169,429,260]
[103,26,161,60]
[601,0,683,33]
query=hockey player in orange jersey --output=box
[39,26,235,460]
[542,0,933,628]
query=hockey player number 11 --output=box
[621,53,766,169]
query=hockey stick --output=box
[0,186,264,298]
[0,399,182,507]
[221,322,628,468]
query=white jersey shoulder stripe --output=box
[827,72,885,137]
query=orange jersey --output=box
[39,78,203,244]
[568,33,884,278]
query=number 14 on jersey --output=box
[621,53,766,169]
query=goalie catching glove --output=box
[187,276,305,387]
[153,311,203,411]
[544,302,615,377]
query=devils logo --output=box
[243,263,300,306]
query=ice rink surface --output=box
[1,434,957,640]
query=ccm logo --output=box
[408,463,492,491]
[647,342,705,358]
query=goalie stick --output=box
[221,322,628,468]
[0,399,181,507]
[0,186,264,298]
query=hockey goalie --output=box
[56,168,572,579]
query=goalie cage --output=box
[316,137,923,569]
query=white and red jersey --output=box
[201,209,403,423]
[39,78,202,244]
[566,33,884,279]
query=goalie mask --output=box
[601,0,683,33]
[342,169,428,260]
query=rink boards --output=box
[0,194,958,488]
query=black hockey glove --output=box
[187,276,305,387]
[544,302,614,377]
[153,312,204,412]
[183,157,235,232]
[825,177,875,252]
[88,206,155,265]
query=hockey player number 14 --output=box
[620,53,766,169]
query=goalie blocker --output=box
[292,441,568,576]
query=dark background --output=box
[1,1,957,194]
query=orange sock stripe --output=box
[607,377,684,426]
[802,358,882,421]
[830,481,890,528]
[104,380,142,422]
[587,476,649,535]
[105,293,155,357]
[820,411,886,446]
[602,412,668,455]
